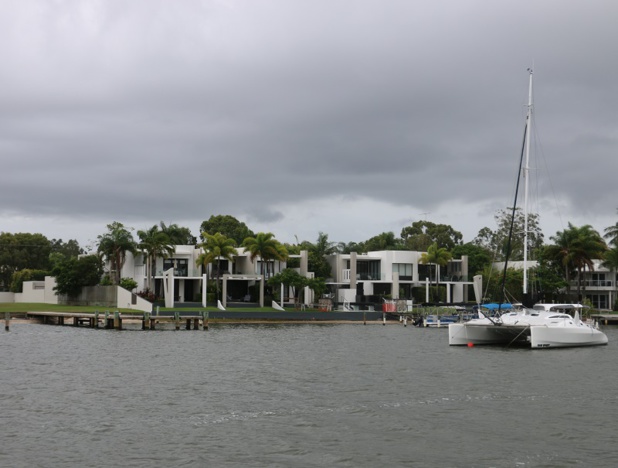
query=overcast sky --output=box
[2,0,617,251]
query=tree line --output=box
[2,210,618,308]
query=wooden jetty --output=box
[26,311,210,331]
[591,314,618,326]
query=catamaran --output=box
[448,69,608,348]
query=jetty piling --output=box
[113,311,122,330]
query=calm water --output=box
[1,322,617,467]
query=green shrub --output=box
[120,277,138,291]
[10,269,49,293]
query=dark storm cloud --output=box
[1,0,617,244]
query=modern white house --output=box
[115,246,311,309]
[113,246,473,309]
[324,250,472,306]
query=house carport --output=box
[221,274,264,308]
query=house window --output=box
[393,263,413,281]
[586,294,608,310]
[357,260,380,280]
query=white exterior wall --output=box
[0,292,15,303]
[16,281,46,303]
[338,288,356,303]
[7,277,59,305]
[117,286,152,312]
[44,276,59,304]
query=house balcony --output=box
[570,280,615,290]
[156,267,203,278]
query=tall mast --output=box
[523,68,533,296]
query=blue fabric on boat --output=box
[481,303,512,310]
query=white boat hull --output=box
[530,326,608,348]
[448,322,530,346]
[450,319,608,349]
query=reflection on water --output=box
[1,323,617,467]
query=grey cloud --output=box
[1,1,617,245]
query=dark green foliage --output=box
[268,269,327,302]
[0,232,52,291]
[401,221,463,251]
[452,243,492,278]
[482,266,524,303]
[50,239,84,259]
[545,223,607,301]
[200,215,255,246]
[473,208,544,261]
[529,252,568,302]
[10,269,49,293]
[53,255,103,298]
[268,269,308,300]
[361,231,405,251]
[299,232,336,279]
[120,277,138,291]
[307,276,327,299]
[97,222,137,285]
[138,224,175,292]
[158,222,196,245]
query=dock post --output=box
[4,312,9,331]
[383,313,386,326]
[363,312,366,325]
[94,310,99,328]
[143,312,150,330]
[105,310,110,329]
[403,316,407,327]
[203,311,209,330]
[174,311,180,330]
[186,318,191,330]
[193,318,199,330]
[58,316,64,326]
[114,310,122,330]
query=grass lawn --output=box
[0,302,297,314]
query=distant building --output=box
[494,260,616,310]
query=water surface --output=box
[1,323,616,467]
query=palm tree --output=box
[137,225,175,293]
[545,226,578,300]
[546,223,607,301]
[604,218,618,247]
[419,242,452,301]
[97,222,137,285]
[302,232,336,278]
[196,232,238,301]
[159,222,196,245]
[242,232,286,277]
[571,225,607,300]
